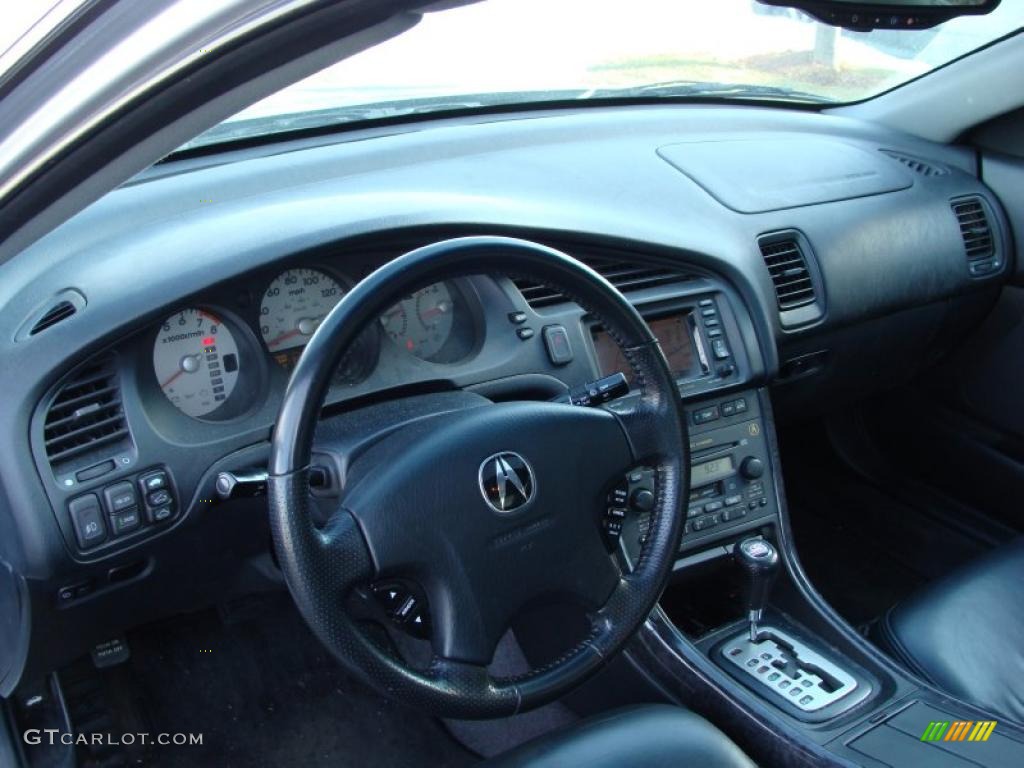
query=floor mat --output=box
[63,593,476,768]
[780,426,987,630]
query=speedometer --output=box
[260,268,344,366]
[154,308,240,418]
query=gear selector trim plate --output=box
[720,626,869,715]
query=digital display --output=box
[591,313,700,387]
[691,456,735,486]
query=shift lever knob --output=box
[735,538,779,642]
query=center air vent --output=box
[952,197,1000,276]
[43,357,129,468]
[759,237,818,312]
[513,255,693,309]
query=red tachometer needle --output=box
[160,369,184,389]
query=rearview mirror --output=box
[756,0,1000,30]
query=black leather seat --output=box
[483,704,755,768]
[876,538,1024,725]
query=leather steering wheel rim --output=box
[267,236,689,718]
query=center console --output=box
[573,281,1024,767]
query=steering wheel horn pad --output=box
[267,236,689,718]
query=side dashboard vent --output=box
[952,198,996,273]
[15,289,87,341]
[881,150,949,178]
[513,256,694,309]
[759,237,817,311]
[31,301,78,335]
[43,357,129,467]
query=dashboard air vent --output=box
[15,289,87,342]
[952,197,994,263]
[881,150,949,177]
[513,256,693,309]
[44,357,129,467]
[30,301,78,335]
[759,238,817,311]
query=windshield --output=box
[183,0,1024,151]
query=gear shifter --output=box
[735,537,779,642]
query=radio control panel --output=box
[611,389,776,563]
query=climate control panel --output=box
[611,390,776,564]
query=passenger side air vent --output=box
[759,238,817,311]
[952,197,1000,277]
[881,150,949,178]
[757,232,824,329]
[43,357,129,468]
[513,256,694,309]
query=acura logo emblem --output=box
[478,452,535,512]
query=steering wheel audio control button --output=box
[372,583,406,611]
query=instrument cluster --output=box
[151,265,478,421]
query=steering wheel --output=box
[267,236,689,718]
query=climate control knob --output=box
[739,456,765,480]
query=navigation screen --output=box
[592,313,700,387]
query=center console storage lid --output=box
[656,136,911,213]
[840,701,1024,767]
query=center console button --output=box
[138,471,168,494]
[148,506,173,523]
[147,489,172,508]
[722,507,747,522]
[692,406,720,425]
[542,325,573,365]
[109,508,141,536]
[68,494,107,549]
[102,481,137,513]
[704,500,724,513]
[692,514,719,531]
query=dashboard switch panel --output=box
[65,467,176,553]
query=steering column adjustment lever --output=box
[216,466,331,501]
[735,537,779,642]
[215,469,268,500]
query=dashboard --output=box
[0,102,1013,694]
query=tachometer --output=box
[260,268,344,366]
[382,283,455,360]
[154,308,240,418]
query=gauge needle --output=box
[421,303,450,321]
[268,316,324,348]
[161,353,201,388]
[266,328,303,348]
[160,370,184,389]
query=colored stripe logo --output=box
[921,721,997,742]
